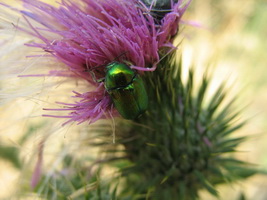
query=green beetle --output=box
[104,62,148,120]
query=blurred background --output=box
[0,0,266,199]
[184,0,267,199]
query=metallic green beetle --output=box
[104,62,148,120]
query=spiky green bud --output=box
[102,53,257,199]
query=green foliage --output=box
[32,155,118,200]
[0,144,21,169]
[0,123,45,170]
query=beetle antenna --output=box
[86,51,129,72]
[113,51,129,61]
[86,63,106,72]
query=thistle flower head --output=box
[16,0,188,124]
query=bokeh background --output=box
[0,0,266,199]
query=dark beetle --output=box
[141,0,179,21]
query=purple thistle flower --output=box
[13,0,189,125]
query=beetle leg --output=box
[96,77,105,83]
[89,70,105,83]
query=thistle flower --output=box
[7,0,189,125]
